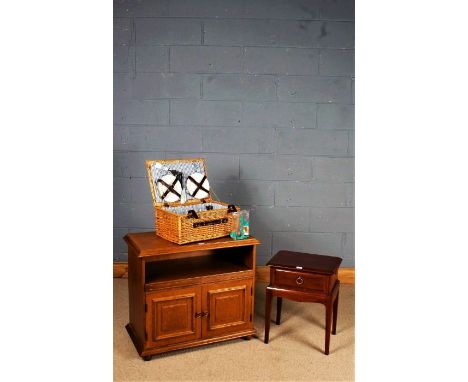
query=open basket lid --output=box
[146,158,212,208]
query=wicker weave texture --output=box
[155,201,235,244]
[146,158,238,244]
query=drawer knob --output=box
[296,276,304,285]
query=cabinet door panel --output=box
[202,279,253,338]
[146,286,201,348]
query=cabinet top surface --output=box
[267,251,342,274]
[124,232,260,257]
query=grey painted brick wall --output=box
[114,0,355,266]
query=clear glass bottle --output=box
[240,210,249,237]
[230,211,240,238]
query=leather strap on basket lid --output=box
[146,158,215,208]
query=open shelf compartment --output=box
[144,246,254,286]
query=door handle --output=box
[201,311,209,318]
[296,276,304,285]
[195,312,203,318]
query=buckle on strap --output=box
[227,205,237,213]
[187,210,199,219]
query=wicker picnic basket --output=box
[146,158,239,244]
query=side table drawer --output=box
[272,268,328,293]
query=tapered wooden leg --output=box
[332,289,339,335]
[276,297,283,325]
[325,300,332,355]
[264,288,273,344]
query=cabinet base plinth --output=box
[132,328,257,359]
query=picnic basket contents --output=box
[146,158,240,244]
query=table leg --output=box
[276,297,283,325]
[264,288,273,344]
[332,289,339,335]
[325,300,332,355]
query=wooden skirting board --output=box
[113,262,355,284]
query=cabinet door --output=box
[202,279,253,338]
[145,286,201,348]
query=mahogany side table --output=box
[264,250,342,355]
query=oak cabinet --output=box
[124,232,260,360]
